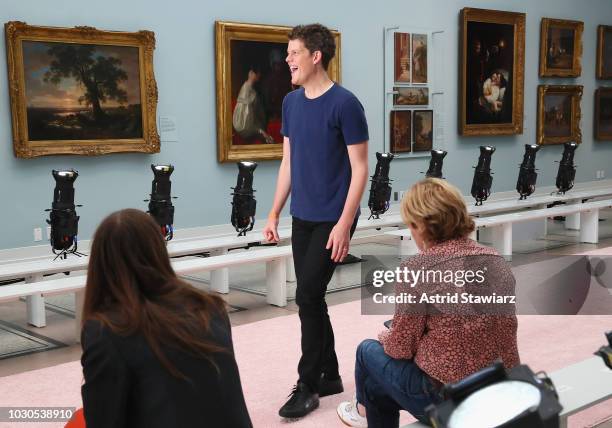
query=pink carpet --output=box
[1,246,612,427]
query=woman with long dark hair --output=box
[81,209,252,428]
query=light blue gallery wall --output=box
[1,0,611,250]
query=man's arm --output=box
[326,141,369,262]
[263,137,291,242]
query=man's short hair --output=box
[288,23,336,70]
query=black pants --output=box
[292,215,358,391]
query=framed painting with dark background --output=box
[390,111,411,153]
[459,8,525,136]
[595,87,612,140]
[5,21,159,158]
[539,18,583,77]
[412,34,427,84]
[537,85,582,145]
[215,21,341,163]
[597,25,612,79]
[394,32,410,83]
[413,110,433,152]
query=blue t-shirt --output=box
[281,84,369,222]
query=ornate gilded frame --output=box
[595,87,612,140]
[539,18,583,77]
[459,8,525,136]
[5,21,159,158]
[215,21,341,163]
[537,85,582,145]
[597,25,612,80]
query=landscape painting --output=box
[5,21,159,158]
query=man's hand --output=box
[263,215,280,243]
[326,220,352,263]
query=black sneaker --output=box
[318,374,344,397]
[278,382,319,418]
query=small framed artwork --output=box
[412,34,427,84]
[459,8,525,136]
[393,87,429,106]
[215,21,341,163]
[390,111,411,153]
[597,25,612,79]
[4,21,159,158]
[595,87,612,140]
[539,18,583,77]
[413,110,433,151]
[394,32,410,83]
[537,85,583,145]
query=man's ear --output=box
[312,50,322,65]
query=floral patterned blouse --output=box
[378,237,520,384]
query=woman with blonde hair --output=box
[80,209,252,428]
[338,178,519,427]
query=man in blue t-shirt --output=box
[263,23,369,419]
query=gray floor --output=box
[1,213,612,378]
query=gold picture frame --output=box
[597,25,612,80]
[5,21,159,158]
[537,85,582,145]
[215,21,341,163]
[459,8,525,136]
[539,18,583,77]
[595,87,612,140]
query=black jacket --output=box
[81,311,252,428]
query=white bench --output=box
[0,245,292,341]
[386,199,612,257]
[402,356,612,428]
[3,188,612,327]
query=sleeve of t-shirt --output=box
[280,94,290,137]
[340,96,369,145]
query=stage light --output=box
[471,146,495,206]
[517,144,541,200]
[427,361,562,428]
[146,164,175,241]
[595,330,612,370]
[368,152,394,220]
[45,169,84,259]
[425,149,447,179]
[231,161,257,236]
[556,142,578,195]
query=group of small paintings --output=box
[393,32,427,84]
[390,110,433,154]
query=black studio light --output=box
[595,330,612,370]
[368,152,394,220]
[146,164,176,241]
[425,149,447,179]
[516,144,541,200]
[471,146,495,206]
[556,142,578,195]
[231,161,257,236]
[427,361,563,428]
[46,169,84,259]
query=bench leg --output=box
[286,257,296,282]
[75,290,85,343]
[25,274,45,327]
[565,213,580,230]
[266,258,287,307]
[491,223,512,260]
[579,209,599,244]
[210,248,229,294]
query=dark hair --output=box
[288,23,336,70]
[82,209,228,378]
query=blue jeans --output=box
[355,339,442,427]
